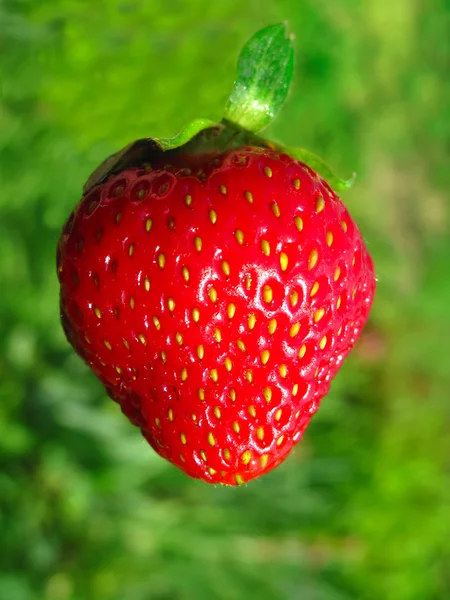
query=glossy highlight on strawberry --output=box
[57,146,376,485]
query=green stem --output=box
[223,23,294,133]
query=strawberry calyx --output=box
[83,23,354,196]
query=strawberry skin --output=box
[57,146,376,486]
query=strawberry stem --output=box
[223,23,294,133]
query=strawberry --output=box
[57,25,376,485]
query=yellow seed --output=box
[236,339,246,352]
[175,332,183,345]
[290,290,299,307]
[224,357,232,372]
[214,406,221,419]
[208,432,216,447]
[257,426,264,441]
[334,266,341,281]
[292,383,299,396]
[122,338,130,350]
[209,209,217,224]
[279,364,287,378]
[209,287,217,303]
[197,345,204,360]
[115,366,122,375]
[179,454,185,462]
[316,196,325,213]
[308,249,319,270]
[271,202,280,217]
[290,323,300,337]
[152,316,160,330]
[155,418,161,429]
[129,297,135,310]
[233,421,240,434]
[235,229,244,245]
[294,215,304,232]
[319,336,327,350]
[158,253,165,268]
[314,308,325,323]
[336,296,341,309]
[192,308,200,323]
[180,433,187,445]
[198,388,205,401]
[245,190,253,203]
[293,178,301,190]
[245,370,253,384]
[248,314,256,330]
[263,284,273,303]
[342,220,348,232]
[352,288,357,300]
[264,166,273,178]
[168,409,174,421]
[223,448,231,460]
[210,369,219,382]
[235,474,245,485]
[213,327,222,342]
[84,334,91,344]
[181,368,188,381]
[280,252,288,271]
[298,344,307,358]
[116,212,122,223]
[326,231,333,247]
[94,307,102,319]
[222,261,230,276]
[310,281,320,297]
[185,194,192,206]
[248,405,256,418]
[314,367,319,378]
[276,435,285,446]
[128,244,134,256]
[261,239,270,256]
[263,387,272,403]
[227,303,236,318]
[145,218,152,232]
[260,455,269,468]
[268,318,277,334]
[241,450,251,465]
[245,275,251,290]
[103,339,112,350]
[261,350,270,365]
[337,326,342,336]
[219,184,227,195]
[161,351,167,363]
[138,333,146,345]
[167,298,175,311]
[182,266,190,282]
[200,450,207,461]
[208,467,217,475]
[275,409,282,421]
[295,410,300,419]
[144,277,150,291]
[194,236,202,252]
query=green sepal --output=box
[284,145,356,192]
[223,23,294,133]
[83,119,219,194]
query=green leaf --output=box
[83,119,219,194]
[284,146,356,192]
[223,23,294,133]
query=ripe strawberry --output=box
[57,145,375,485]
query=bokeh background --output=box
[1,1,449,599]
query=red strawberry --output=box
[57,145,375,485]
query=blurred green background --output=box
[1,1,449,599]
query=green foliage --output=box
[1,1,449,599]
